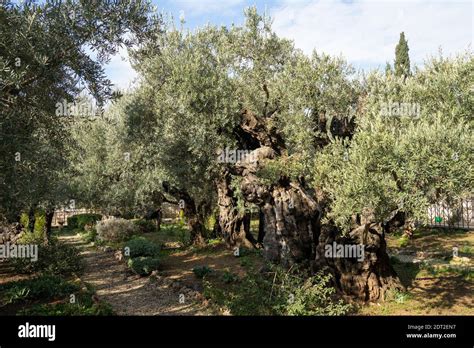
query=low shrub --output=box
[221,271,238,284]
[273,269,352,316]
[17,286,114,316]
[81,228,98,244]
[124,237,160,258]
[133,219,156,234]
[204,265,352,316]
[17,211,47,243]
[9,240,83,276]
[193,266,213,279]
[127,256,160,276]
[0,275,80,304]
[67,214,102,230]
[96,218,137,242]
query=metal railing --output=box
[425,197,473,229]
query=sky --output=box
[105,0,473,90]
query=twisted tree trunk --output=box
[235,146,320,266]
[216,170,255,248]
[227,108,403,301]
[314,223,404,302]
[162,183,205,245]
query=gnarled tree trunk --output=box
[216,170,256,248]
[236,147,320,267]
[228,108,403,301]
[314,223,404,302]
[162,183,205,245]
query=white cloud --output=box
[104,46,138,91]
[271,0,473,69]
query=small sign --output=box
[434,216,442,223]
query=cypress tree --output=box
[394,32,411,77]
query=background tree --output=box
[0,0,159,231]
[394,32,411,77]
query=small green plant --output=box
[177,229,191,247]
[0,275,80,304]
[459,245,473,255]
[5,287,30,304]
[127,256,160,276]
[81,228,98,243]
[388,289,412,304]
[398,235,410,248]
[207,238,221,246]
[193,266,213,279]
[18,286,114,316]
[125,237,160,258]
[221,271,238,284]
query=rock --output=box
[0,222,23,244]
[114,250,123,261]
[450,256,471,266]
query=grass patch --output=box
[18,284,114,316]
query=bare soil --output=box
[59,234,212,315]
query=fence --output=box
[52,208,98,227]
[425,197,473,230]
[52,203,181,227]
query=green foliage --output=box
[177,227,191,247]
[17,211,47,243]
[398,235,410,248]
[80,228,98,244]
[395,32,411,77]
[273,269,352,316]
[10,240,83,276]
[0,0,159,220]
[192,266,213,279]
[17,285,114,316]
[204,214,216,232]
[19,213,29,231]
[133,219,156,233]
[96,218,138,242]
[125,236,160,258]
[204,265,351,315]
[0,275,80,304]
[221,271,238,284]
[127,256,160,276]
[388,289,412,304]
[313,53,473,231]
[19,300,114,316]
[67,214,102,230]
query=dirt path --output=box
[59,234,211,315]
